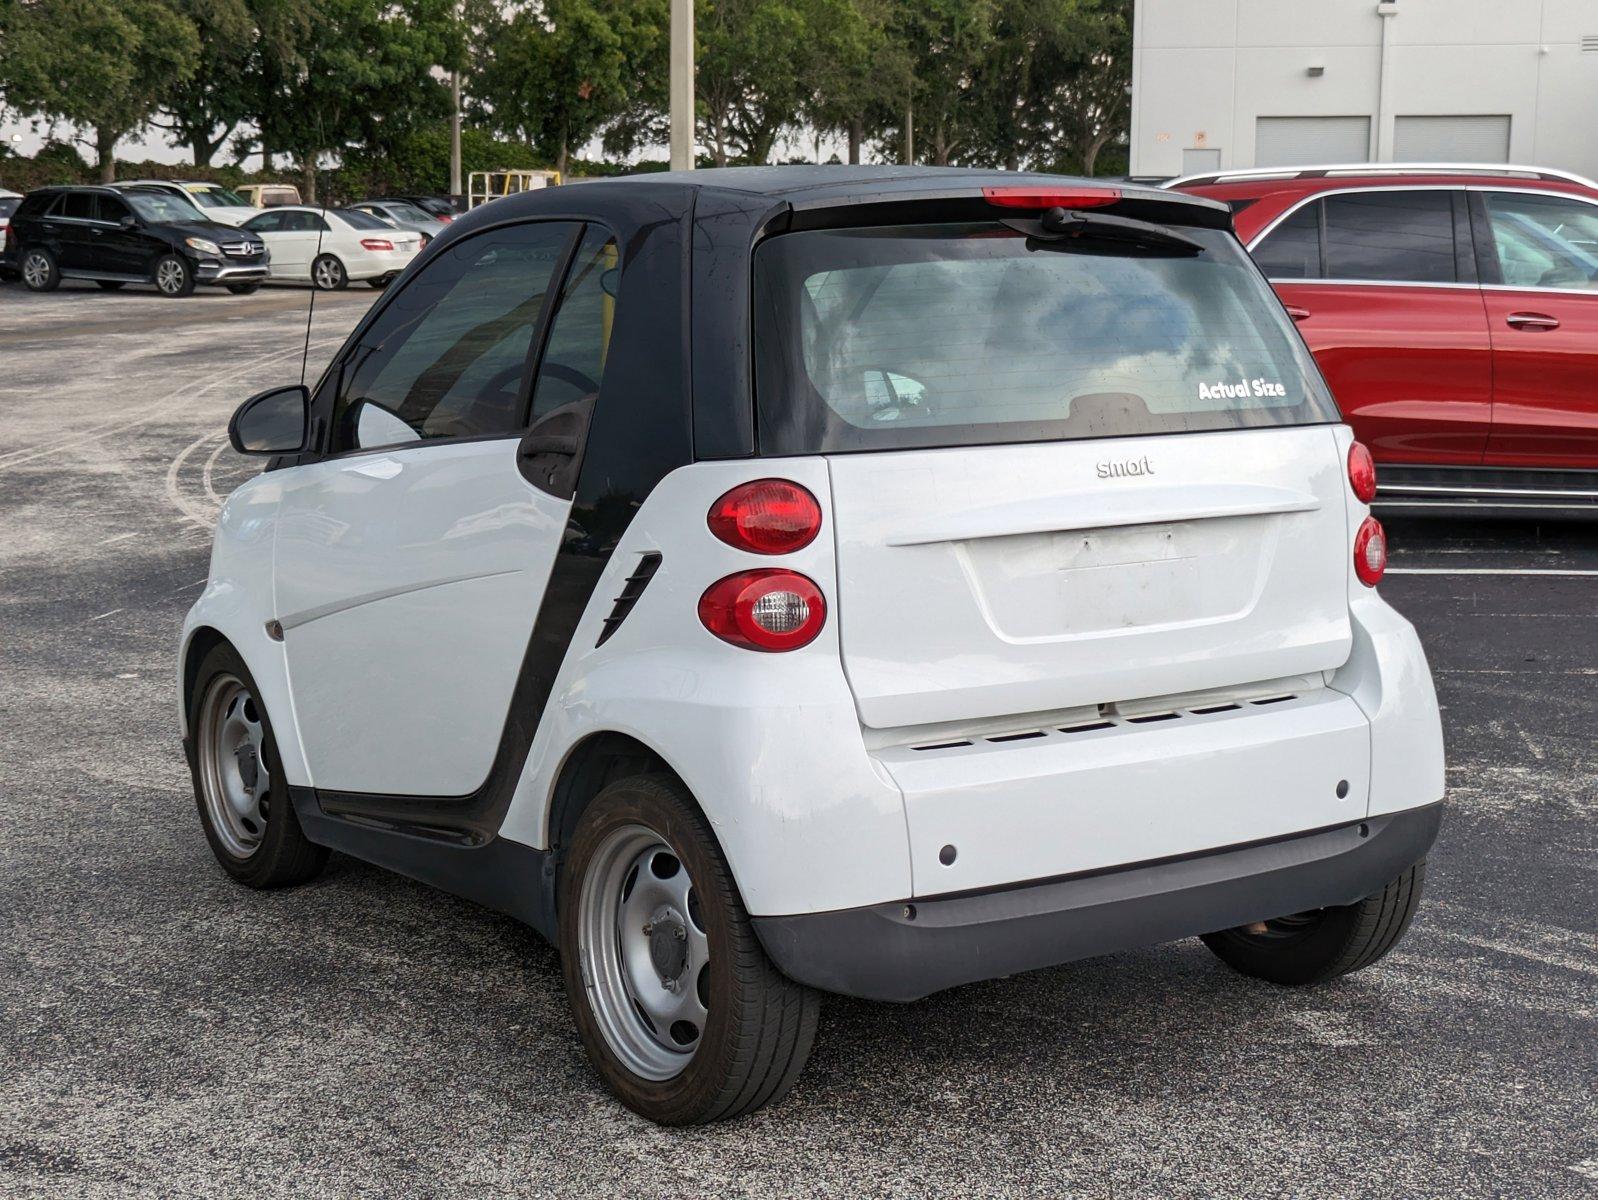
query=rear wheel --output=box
[20,247,59,292]
[312,254,347,290]
[96,280,126,291]
[153,253,196,297]
[1202,861,1425,986]
[559,774,819,1124]
[187,642,327,889]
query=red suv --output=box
[1172,164,1598,516]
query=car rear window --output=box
[0,197,19,219]
[336,207,392,230]
[752,220,1339,454]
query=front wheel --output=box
[1202,860,1426,986]
[187,642,328,889]
[559,774,820,1125]
[311,254,347,291]
[20,247,60,292]
[153,253,196,297]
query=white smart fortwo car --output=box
[181,167,1445,1125]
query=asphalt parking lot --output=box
[1,280,1594,1199]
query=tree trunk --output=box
[300,155,317,204]
[556,138,569,178]
[191,133,214,167]
[713,113,727,168]
[1005,151,1019,172]
[848,117,862,165]
[1084,128,1112,176]
[95,127,119,183]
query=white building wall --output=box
[1131,0,1598,179]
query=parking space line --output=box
[1386,567,1598,576]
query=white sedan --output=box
[240,205,423,289]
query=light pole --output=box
[670,0,694,170]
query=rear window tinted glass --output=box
[61,192,96,220]
[753,221,1338,454]
[1323,191,1456,283]
[337,207,391,230]
[0,197,19,219]
[1253,202,1322,278]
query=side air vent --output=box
[595,552,663,647]
[1583,34,1598,52]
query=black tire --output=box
[1202,860,1426,986]
[20,247,60,292]
[226,282,261,295]
[153,253,196,297]
[367,278,390,289]
[186,641,328,889]
[559,774,820,1125]
[96,280,126,291]
[312,253,348,291]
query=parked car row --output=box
[0,183,445,296]
[1169,162,1598,514]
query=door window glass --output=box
[332,221,577,451]
[1485,191,1598,290]
[244,212,283,233]
[61,193,95,220]
[94,195,131,224]
[531,228,619,420]
[1253,202,1322,278]
[1322,191,1457,283]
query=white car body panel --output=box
[271,437,568,796]
[828,426,1354,729]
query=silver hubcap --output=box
[578,824,710,1081]
[196,675,270,859]
[23,254,48,287]
[157,260,186,293]
[314,258,341,289]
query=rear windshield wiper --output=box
[1001,207,1205,255]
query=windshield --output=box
[753,221,1339,454]
[337,207,393,231]
[188,186,248,208]
[124,191,205,224]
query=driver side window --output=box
[1485,191,1598,290]
[331,221,578,452]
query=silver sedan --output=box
[349,199,449,246]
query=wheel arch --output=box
[181,624,230,726]
[544,730,678,856]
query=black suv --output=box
[4,185,269,297]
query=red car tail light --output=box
[699,570,826,651]
[707,479,821,554]
[1348,441,1378,504]
[437,214,454,223]
[982,186,1121,210]
[1353,516,1387,587]
[361,238,395,251]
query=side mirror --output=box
[229,384,309,455]
[119,214,138,229]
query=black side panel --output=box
[315,188,697,845]
[291,789,557,941]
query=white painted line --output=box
[1386,567,1598,577]
[97,531,141,545]
[89,609,123,621]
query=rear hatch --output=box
[752,192,1352,729]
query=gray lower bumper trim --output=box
[754,804,1442,1002]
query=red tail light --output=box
[1353,516,1387,586]
[361,238,395,251]
[982,186,1121,210]
[437,214,454,223]
[707,479,821,554]
[1348,441,1377,504]
[699,570,826,651]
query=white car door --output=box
[272,220,614,797]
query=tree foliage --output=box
[2,0,200,180]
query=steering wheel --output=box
[538,361,601,396]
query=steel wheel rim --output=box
[196,674,270,859]
[157,259,186,293]
[578,823,710,1081]
[22,253,48,287]
[314,258,341,289]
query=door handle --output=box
[1283,304,1311,322]
[1506,311,1560,330]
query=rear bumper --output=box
[754,802,1441,1002]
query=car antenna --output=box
[300,145,331,388]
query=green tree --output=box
[260,0,454,201]
[468,0,666,177]
[800,0,898,164]
[1024,0,1131,175]
[152,0,255,165]
[2,0,199,181]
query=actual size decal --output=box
[1198,377,1288,401]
